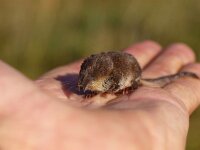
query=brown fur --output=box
[78,51,199,98]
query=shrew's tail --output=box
[140,72,199,88]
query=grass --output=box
[0,0,200,149]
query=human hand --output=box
[0,41,199,150]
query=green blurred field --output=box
[0,0,200,149]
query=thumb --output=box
[0,60,43,114]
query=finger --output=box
[124,40,162,68]
[143,43,195,78]
[164,63,200,114]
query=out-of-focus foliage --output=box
[0,0,200,78]
[0,0,199,149]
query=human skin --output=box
[0,41,200,150]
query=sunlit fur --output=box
[85,77,108,92]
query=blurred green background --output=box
[0,0,200,149]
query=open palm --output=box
[0,41,199,150]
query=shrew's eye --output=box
[104,78,110,85]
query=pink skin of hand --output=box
[0,41,200,150]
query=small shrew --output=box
[77,51,199,98]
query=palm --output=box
[0,41,199,150]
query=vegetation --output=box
[0,0,199,149]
